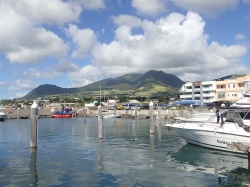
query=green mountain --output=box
[213,74,247,81]
[23,70,184,99]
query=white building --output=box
[179,74,250,105]
[180,81,216,105]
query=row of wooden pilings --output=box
[29,100,157,148]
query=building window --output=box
[228,85,230,88]
[218,92,225,99]
[233,84,235,88]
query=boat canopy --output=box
[171,100,202,106]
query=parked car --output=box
[117,105,125,110]
[141,104,149,110]
[131,105,140,110]
[108,105,116,110]
[125,103,141,110]
[125,103,135,110]
[205,103,215,109]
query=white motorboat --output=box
[165,109,250,153]
[0,105,7,121]
[103,112,121,119]
[96,111,121,119]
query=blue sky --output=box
[1,0,250,100]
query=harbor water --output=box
[1,117,250,186]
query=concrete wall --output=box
[4,107,212,119]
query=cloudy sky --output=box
[1,0,250,99]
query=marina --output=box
[1,116,250,186]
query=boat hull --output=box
[51,113,78,118]
[166,122,250,153]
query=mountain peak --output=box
[23,70,184,99]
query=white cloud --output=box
[172,0,238,17]
[0,81,6,86]
[88,11,248,82]
[0,5,68,64]
[11,92,27,99]
[75,0,106,10]
[68,65,103,87]
[22,68,61,79]
[53,59,79,73]
[8,80,38,91]
[131,0,167,17]
[235,33,246,41]
[1,0,82,25]
[243,0,250,3]
[65,24,98,58]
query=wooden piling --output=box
[248,151,250,169]
[158,107,161,123]
[114,105,116,122]
[135,106,137,122]
[17,108,20,121]
[98,105,103,139]
[30,148,38,186]
[150,134,154,162]
[149,101,154,134]
[84,107,87,121]
[30,101,38,148]
[98,139,103,171]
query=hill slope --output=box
[23,70,184,99]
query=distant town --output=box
[1,74,250,111]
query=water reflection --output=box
[157,123,161,142]
[2,118,250,186]
[29,148,38,187]
[132,122,137,141]
[150,134,154,162]
[170,144,250,185]
[98,139,103,171]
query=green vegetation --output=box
[23,70,184,99]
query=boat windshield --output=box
[225,110,244,127]
[242,81,250,97]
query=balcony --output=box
[180,95,192,99]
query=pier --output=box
[3,107,212,119]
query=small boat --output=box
[96,111,121,119]
[0,105,7,121]
[165,108,250,153]
[51,107,78,118]
[103,112,121,119]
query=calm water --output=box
[1,117,250,187]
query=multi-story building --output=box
[179,74,250,105]
[180,81,216,105]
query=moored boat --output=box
[0,105,7,121]
[165,109,250,153]
[51,107,78,118]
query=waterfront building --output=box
[179,81,216,105]
[179,74,250,105]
